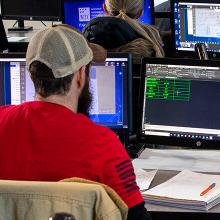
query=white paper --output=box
[135,169,157,191]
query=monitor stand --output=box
[8,20,33,32]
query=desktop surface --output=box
[139,58,220,149]
[6,29,41,52]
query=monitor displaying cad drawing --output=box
[63,0,154,31]
[139,57,220,148]
[0,53,132,133]
[172,0,220,57]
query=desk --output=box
[146,170,220,220]
[7,29,39,52]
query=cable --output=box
[12,20,18,27]
[40,21,47,27]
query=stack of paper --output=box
[142,170,220,210]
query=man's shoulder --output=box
[0,103,32,122]
[79,113,116,136]
[0,104,20,114]
[79,114,121,145]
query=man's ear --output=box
[103,3,109,14]
[75,66,86,91]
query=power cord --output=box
[40,21,47,26]
[12,20,18,27]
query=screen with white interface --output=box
[173,0,220,53]
[142,61,220,142]
[0,58,35,105]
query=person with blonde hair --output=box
[83,0,165,64]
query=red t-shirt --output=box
[0,101,143,208]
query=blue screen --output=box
[3,62,11,105]
[64,0,153,31]
[173,0,220,53]
[89,58,129,129]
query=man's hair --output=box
[29,61,91,98]
[29,61,74,97]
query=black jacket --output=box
[82,16,140,49]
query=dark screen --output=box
[145,80,220,130]
[1,0,61,21]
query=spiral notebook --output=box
[142,170,220,211]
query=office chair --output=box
[0,179,127,220]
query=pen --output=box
[200,183,216,196]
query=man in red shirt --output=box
[0,25,150,220]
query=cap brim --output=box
[89,43,107,63]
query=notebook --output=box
[142,170,220,211]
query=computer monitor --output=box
[0,0,62,31]
[89,53,132,134]
[0,53,132,135]
[139,57,220,149]
[171,0,220,58]
[0,54,34,105]
[62,0,154,31]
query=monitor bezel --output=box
[170,0,220,59]
[0,0,62,22]
[138,57,220,149]
[62,0,155,26]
